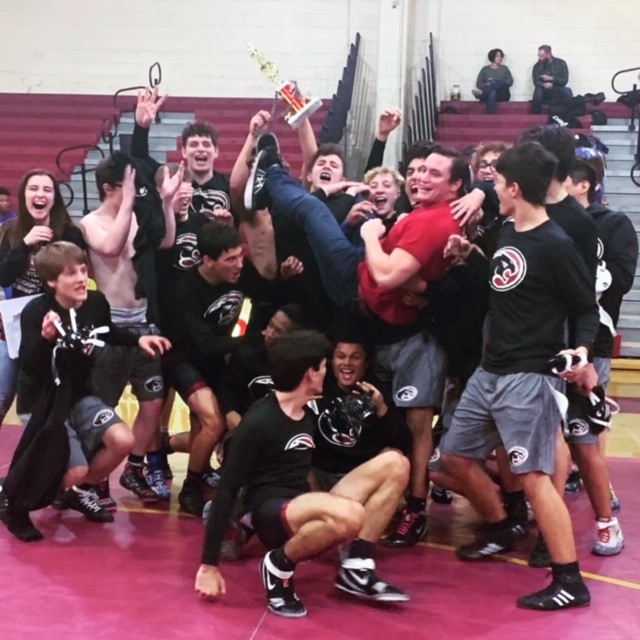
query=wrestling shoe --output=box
[456,520,519,561]
[383,508,427,548]
[244,133,282,211]
[517,574,590,611]
[260,550,307,618]
[565,467,582,494]
[202,468,222,489]
[178,480,205,516]
[592,517,624,556]
[335,558,410,602]
[528,533,551,568]
[64,486,114,523]
[430,485,453,505]
[119,463,159,504]
[472,89,483,99]
[146,469,171,501]
[94,478,117,511]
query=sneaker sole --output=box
[335,581,410,603]
[516,600,590,611]
[592,542,624,556]
[266,604,307,618]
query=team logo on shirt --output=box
[248,375,274,401]
[137,187,149,198]
[284,435,315,451]
[596,238,604,261]
[318,407,362,448]
[175,233,201,270]
[190,188,231,217]
[508,445,529,467]
[93,409,115,427]
[490,247,527,291]
[204,291,244,326]
[568,419,590,437]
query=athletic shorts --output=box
[310,467,345,492]
[565,357,611,446]
[251,498,294,550]
[373,330,448,409]
[91,325,164,406]
[439,367,563,475]
[162,352,220,402]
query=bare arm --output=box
[79,166,136,257]
[361,218,421,289]
[298,118,318,189]
[157,164,184,249]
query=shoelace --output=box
[396,511,420,536]
[77,491,102,513]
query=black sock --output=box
[186,469,203,484]
[348,538,374,560]
[271,546,295,572]
[5,510,44,542]
[503,490,527,522]
[483,518,511,533]
[406,495,426,513]
[160,431,174,455]
[128,454,144,466]
[552,561,582,583]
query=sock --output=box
[483,518,512,533]
[406,495,426,513]
[78,483,94,492]
[503,490,527,523]
[128,454,144,467]
[270,546,295,572]
[186,469,203,484]
[160,431,174,455]
[551,561,582,583]
[5,510,44,542]
[348,538,374,560]
[147,450,163,472]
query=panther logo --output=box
[204,291,244,327]
[395,386,418,402]
[284,435,315,451]
[508,445,529,467]
[93,409,115,427]
[144,376,164,394]
[569,419,590,437]
[490,247,527,291]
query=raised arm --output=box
[298,118,319,189]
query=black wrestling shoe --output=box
[178,480,205,516]
[517,575,591,611]
[456,521,519,561]
[120,463,159,504]
[430,485,453,505]
[63,486,114,523]
[94,478,117,511]
[260,551,307,618]
[336,558,410,602]
[244,133,282,211]
[528,532,552,568]
[383,508,427,548]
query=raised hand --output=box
[23,225,53,246]
[121,165,137,210]
[160,162,185,202]
[377,108,402,140]
[250,110,271,137]
[135,85,167,128]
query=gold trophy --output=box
[248,45,323,129]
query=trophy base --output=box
[285,96,323,129]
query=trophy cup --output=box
[248,45,323,129]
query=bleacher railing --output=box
[610,65,640,186]
[53,63,162,214]
[402,32,438,169]
[319,32,361,144]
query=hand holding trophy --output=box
[248,45,323,129]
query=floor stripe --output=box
[423,541,640,591]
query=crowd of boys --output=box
[0,84,636,618]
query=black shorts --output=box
[162,352,220,401]
[251,498,294,550]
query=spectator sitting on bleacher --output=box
[531,45,572,114]
[0,187,17,225]
[472,49,513,114]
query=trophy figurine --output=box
[248,45,323,129]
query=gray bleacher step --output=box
[619,341,640,357]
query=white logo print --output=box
[93,409,114,427]
[395,386,418,402]
[284,435,315,451]
[569,419,589,437]
[137,186,148,198]
[430,447,441,463]
[490,246,527,291]
[204,291,244,327]
[144,376,164,393]
[508,446,529,467]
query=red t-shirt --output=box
[358,202,460,325]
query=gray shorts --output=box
[66,396,123,468]
[566,357,611,446]
[373,330,448,409]
[439,367,563,475]
[91,324,164,406]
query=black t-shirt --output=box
[201,393,315,565]
[17,291,139,413]
[156,212,209,333]
[483,219,599,374]
[190,174,231,218]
